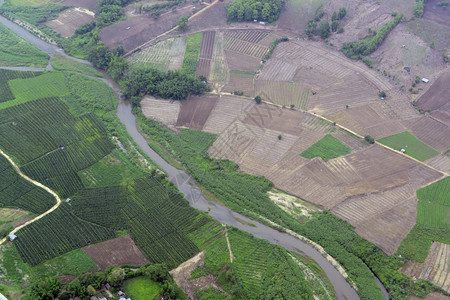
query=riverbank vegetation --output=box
[0,23,48,67]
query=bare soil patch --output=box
[176,95,218,130]
[82,235,147,270]
[199,31,215,59]
[170,251,223,299]
[423,0,450,27]
[410,294,450,300]
[403,242,450,293]
[417,72,450,112]
[58,0,98,11]
[195,58,211,77]
[223,73,254,96]
[224,30,269,43]
[141,96,181,130]
[46,7,95,38]
[100,3,204,51]
[225,50,261,72]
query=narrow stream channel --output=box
[0,5,390,298]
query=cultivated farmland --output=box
[378,131,439,161]
[402,242,450,293]
[45,7,95,38]
[416,72,450,117]
[82,235,147,270]
[176,95,218,130]
[141,96,181,130]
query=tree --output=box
[30,278,61,300]
[146,264,169,282]
[290,104,295,109]
[338,7,347,19]
[254,95,262,104]
[364,135,375,144]
[331,20,339,32]
[378,91,386,98]
[331,11,338,21]
[346,104,349,109]
[278,134,282,140]
[107,267,125,286]
[304,19,316,38]
[318,19,330,38]
[66,278,86,297]
[177,16,188,32]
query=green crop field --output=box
[181,33,202,76]
[179,129,217,154]
[397,177,450,262]
[0,69,40,103]
[51,54,103,77]
[416,177,450,229]
[31,249,99,278]
[0,23,48,67]
[79,150,143,188]
[123,276,162,300]
[0,155,55,214]
[0,97,113,197]
[15,204,115,266]
[301,134,351,161]
[9,0,56,6]
[5,72,69,107]
[377,131,439,161]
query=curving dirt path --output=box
[0,148,61,245]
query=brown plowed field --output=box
[195,58,211,77]
[423,0,450,27]
[425,154,450,173]
[59,0,98,11]
[141,96,181,130]
[417,72,450,111]
[403,116,450,152]
[100,3,203,51]
[224,30,269,43]
[431,109,450,126]
[202,95,255,134]
[176,95,218,130]
[225,50,261,72]
[242,104,307,136]
[403,242,450,293]
[223,74,254,97]
[82,235,147,270]
[223,36,268,58]
[254,80,311,110]
[199,31,215,59]
[46,7,95,38]
[257,59,297,81]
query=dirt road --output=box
[0,148,61,245]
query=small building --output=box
[66,198,71,203]
[401,149,406,153]
[259,21,265,25]
[253,19,258,23]
[118,291,125,297]
[422,78,429,83]
[9,234,17,241]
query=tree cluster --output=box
[414,0,425,17]
[29,264,186,300]
[305,6,346,38]
[142,0,185,19]
[122,68,210,104]
[341,13,403,59]
[96,0,136,28]
[226,0,285,22]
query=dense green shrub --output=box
[226,0,285,22]
[262,36,288,62]
[414,0,425,17]
[342,14,403,59]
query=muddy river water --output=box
[0,5,390,298]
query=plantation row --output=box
[224,30,269,43]
[0,97,114,197]
[0,69,40,103]
[0,155,55,214]
[301,134,351,162]
[15,204,115,266]
[16,176,212,267]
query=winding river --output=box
[0,7,390,299]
